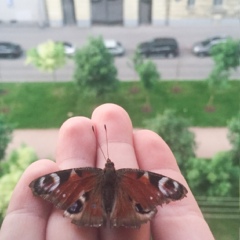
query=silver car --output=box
[192,36,229,57]
[104,40,125,56]
[56,41,75,57]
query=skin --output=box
[0,103,215,240]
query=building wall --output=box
[123,0,139,26]
[152,0,165,25]
[152,0,240,25]
[0,0,239,27]
[45,0,63,27]
[73,0,240,27]
[74,0,90,27]
[0,0,42,25]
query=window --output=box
[187,0,195,6]
[213,0,223,6]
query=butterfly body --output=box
[100,160,116,213]
[30,158,187,228]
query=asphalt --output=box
[1,24,240,81]
[6,127,231,160]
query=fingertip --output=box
[56,116,96,168]
[91,103,133,143]
[91,104,138,169]
[133,129,180,172]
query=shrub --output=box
[144,109,195,173]
[0,115,13,161]
[186,152,236,197]
[0,146,37,223]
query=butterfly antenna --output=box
[104,124,110,160]
[92,125,108,161]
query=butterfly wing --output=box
[110,169,187,228]
[29,168,107,227]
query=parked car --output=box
[138,38,179,58]
[56,41,75,57]
[192,36,229,57]
[104,39,125,56]
[0,42,23,58]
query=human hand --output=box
[0,104,214,240]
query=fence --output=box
[196,196,240,219]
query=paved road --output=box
[0,25,240,81]
[6,128,231,160]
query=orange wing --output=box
[29,168,107,227]
[109,169,187,228]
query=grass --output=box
[0,81,239,128]
[206,218,239,240]
[0,81,239,237]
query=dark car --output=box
[192,36,229,57]
[138,38,179,58]
[0,42,23,58]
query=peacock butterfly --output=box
[29,126,187,228]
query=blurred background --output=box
[0,1,239,239]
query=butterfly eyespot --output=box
[33,173,60,195]
[158,177,182,198]
[135,203,151,214]
[66,199,83,214]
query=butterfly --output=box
[29,126,187,228]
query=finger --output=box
[91,104,150,240]
[91,103,137,169]
[133,129,201,213]
[0,160,58,240]
[49,116,98,239]
[134,129,180,172]
[56,116,96,169]
[46,210,98,240]
[133,130,214,240]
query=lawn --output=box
[0,81,239,237]
[0,81,239,128]
[206,218,239,240]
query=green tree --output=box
[132,49,144,73]
[133,49,160,91]
[0,115,12,161]
[0,146,37,223]
[228,111,240,165]
[144,109,195,173]
[227,112,240,196]
[132,49,160,109]
[206,39,240,107]
[186,152,234,197]
[26,40,66,81]
[73,36,118,97]
[206,67,229,106]
[211,39,240,71]
[186,111,240,197]
[137,60,160,91]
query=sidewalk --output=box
[6,127,232,160]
